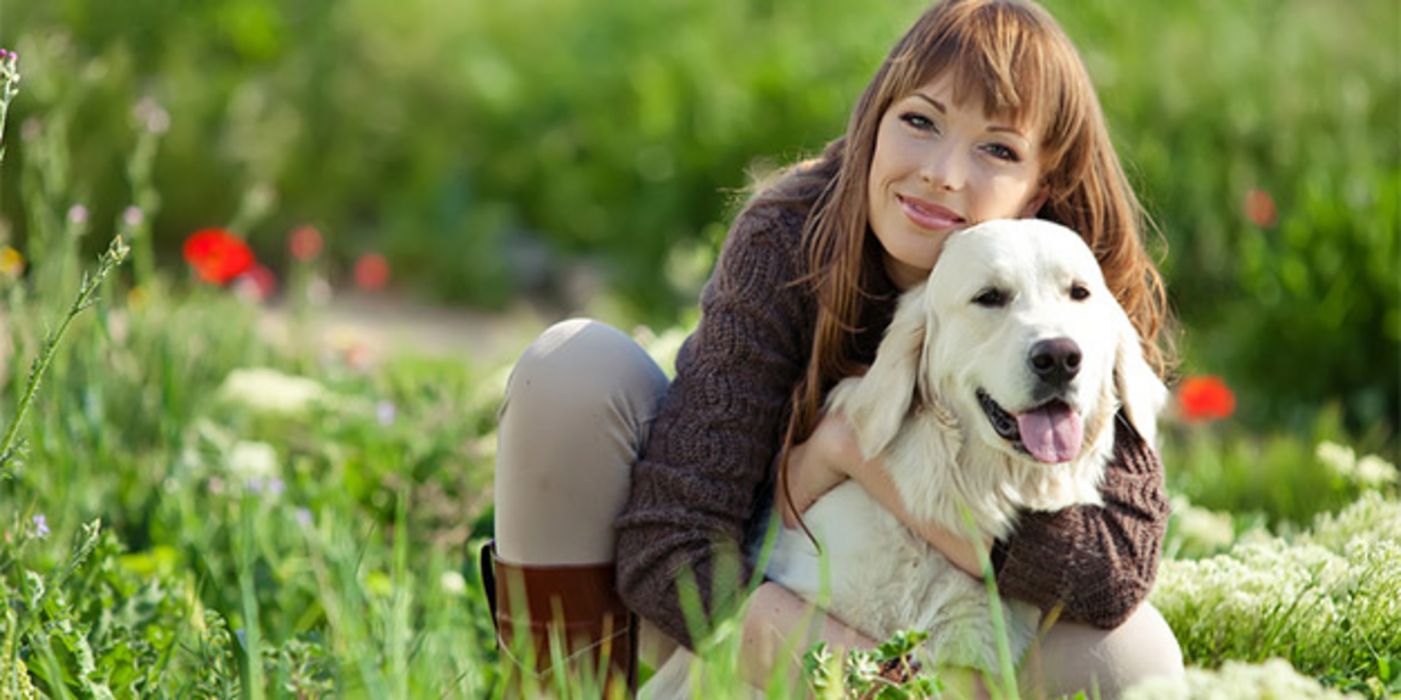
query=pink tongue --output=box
[1015,403,1083,464]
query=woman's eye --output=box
[899,112,937,132]
[1069,283,1090,301]
[972,288,1010,308]
[983,143,1021,162]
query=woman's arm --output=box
[739,581,876,688]
[615,203,818,650]
[779,410,990,578]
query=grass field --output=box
[0,3,1398,694]
[0,245,1396,697]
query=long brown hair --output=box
[750,0,1176,462]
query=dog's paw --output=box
[926,617,1004,676]
[926,600,1039,678]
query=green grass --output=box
[0,241,1396,698]
[0,5,1397,693]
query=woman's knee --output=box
[504,318,668,425]
[1026,602,1183,699]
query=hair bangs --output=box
[889,1,1089,164]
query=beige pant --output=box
[494,319,1185,698]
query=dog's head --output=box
[841,219,1166,476]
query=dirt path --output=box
[259,293,556,369]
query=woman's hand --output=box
[781,409,993,579]
[777,411,867,528]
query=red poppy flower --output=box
[184,229,255,285]
[1177,375,1236,422]
[289,225,323,261]
[1244,188,1277,228]
[354,253,390,291]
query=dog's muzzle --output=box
[977,388,1084,465]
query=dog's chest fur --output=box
[765,479,1041,671]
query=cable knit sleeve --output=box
[615,204,813,649]
[990,414,1170,629]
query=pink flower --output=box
[289,225,324,261]
[235,264,278,302]
[354,253,390,291]
[1244,188,1277,228]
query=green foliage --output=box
[1152,493,1401,699]
[0,0,917,314]
[804,631,946,699]
[0,0,1393,430]
[1162,409,1397,532]
[1073,0,1399,433]
[0,234,129,474]
[0,203,1394,699]
[0,1,1396,697]
[0,183,499,695]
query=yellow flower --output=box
[0,246,23,278]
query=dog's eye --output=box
[1069,283,1090,301]
[972,288,1010,308]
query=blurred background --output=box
[1,0,1396,438]
[0,0,1398,695]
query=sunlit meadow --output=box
[0,0,1397,698]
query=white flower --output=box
[1304,491,1401,551]
[1169,495,1235,556]
[376,400,397,426]
[1125,658,1361,699]
[440,571,467,596]
[1315,441,1356,478]
[218,367,329,417]
[1316,441,1399,490]
[227,440,278,482]
[133,96,170,134]
[1152,492,1401,682]
[1354,454,1398,488]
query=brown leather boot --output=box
[480,541,637,696]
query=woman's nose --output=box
[919,144,966,192]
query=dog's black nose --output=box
[1029,337,1081,387]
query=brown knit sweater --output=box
[614,198,1170,650]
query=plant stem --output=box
[0,235,130,472]
[0,49,19,166]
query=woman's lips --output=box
[898,195,965,231]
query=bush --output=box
[0,0,1393,431]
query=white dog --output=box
[763,219,1167,675]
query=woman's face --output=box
[867,75,1048,290]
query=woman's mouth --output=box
[898,195,966,231]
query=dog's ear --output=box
[1113,306,1168,447]
[838,283,934,460]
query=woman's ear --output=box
[1113,305,1167,447]
[1019,186,1050,218]
[830,283,934,459]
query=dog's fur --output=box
[763,219,1167,674]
